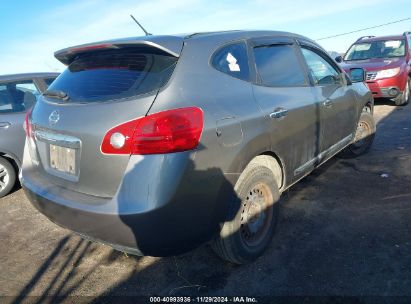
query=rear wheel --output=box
[393,77,410,106]
[0,157,16,198]
[211,158,280,264]
[340,111,375,158]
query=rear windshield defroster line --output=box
[47,47,178,103]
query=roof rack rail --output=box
[356,35,375,42]
[403,31,411,36]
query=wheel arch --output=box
[236,152,285,192]
[225,134,286,191]
[258,152,285,190]
[0,151,21,171]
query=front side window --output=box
[212,42,250,81]
[0,80,39,113]
[301,48,341,86]
[344,39,406,60]
[253,44,306,87]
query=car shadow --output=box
[374,97,399,106]
[117,145,240,258]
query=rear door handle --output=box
[270,108,288,119]
[0,122,11,129]
[323,99,333,107]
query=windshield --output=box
[344,39,406,61]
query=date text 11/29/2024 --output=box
[149,296,258,303]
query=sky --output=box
[0,0,410,74]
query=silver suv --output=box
[0,73,58,197]
[21,31,375,263]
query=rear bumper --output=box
[23,185,145,255]
[21,152,238,256]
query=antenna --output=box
[130,15,152,36]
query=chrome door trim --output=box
[294,134,353,176]
[294,157,317,176]
[318,134,353,160]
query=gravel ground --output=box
[1,99,411,302]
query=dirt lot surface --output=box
[1,100,411,302]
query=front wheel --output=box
[393,77,410,106]
[211,158,280,264]
[340,111,376,158]
[0,157,16,198]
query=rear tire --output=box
[0,157,16,198]
[211,158,280,264]
[393,77,410,106]
[340,111,375,158]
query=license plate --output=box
[50,144,76,175]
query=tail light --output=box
[24,108,40,164]
[24,108,33,138]
[101,107,204,155]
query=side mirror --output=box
[350,68,366,83]
[335,56,343,63]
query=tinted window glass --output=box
[0,81,39,113]
[253,45,306,86]
[212,42,250,81]
[48,47,178,103]
[301,48,341,86]
[44,77,57,86]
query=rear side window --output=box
[253,45,306,87]
[212,42,250,81]
[48,47,178,103]
[0,81,39,113]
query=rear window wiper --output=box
[43,90,70,101]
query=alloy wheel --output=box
[0,163,10,191]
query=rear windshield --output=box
[48,47,178,103]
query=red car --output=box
[338,32,411,106]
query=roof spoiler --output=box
[356,35,375,42]
[54,36,183,65]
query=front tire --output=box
[393,77,410,106]
[0,157,16,198]
[340,111,376,158]
[211,158,280,264]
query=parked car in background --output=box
[22,31,374,264]
[337,32,411,106]
[0,73,59,197]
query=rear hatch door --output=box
[29,39,181,198]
